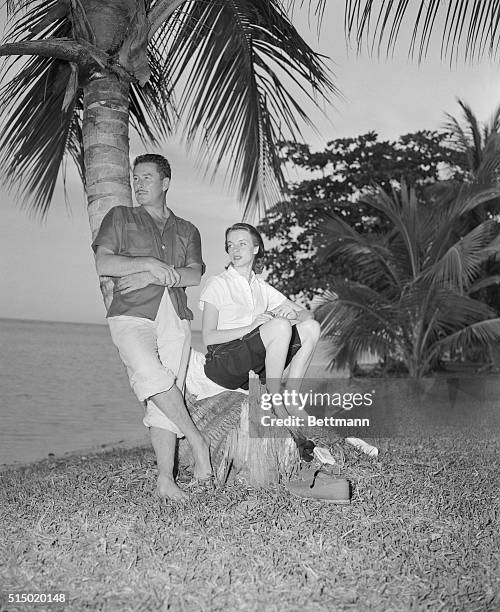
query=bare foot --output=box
[191,435,212,480]
[156,476,188,501]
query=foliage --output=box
[0,0,333,217]
[258,130,465,300]
[344,1,500,64]
[445,99,500,179]
[443,99,500,313]
[314,178,500,377]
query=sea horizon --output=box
[0,316,203,332]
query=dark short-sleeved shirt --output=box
[92,206,205,320]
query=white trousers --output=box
[108,289,191,436]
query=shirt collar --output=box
[137,205,177,230]
[226,263,257,284]
[164,208,177,229]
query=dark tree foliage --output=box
[258,130,466,300]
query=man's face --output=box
[133,162,170,206]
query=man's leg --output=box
[108,315,210,498]
[149,319,195,496]
[149,385,211,480]
[150,427,187,500]
[152,303,211,484]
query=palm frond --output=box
[155,0,335,216]
[345,1,500,63]
[283,1,327,34]
[457,99,483,165]
[315,281,401,335]
[314,287,402,370]
[421,219,500,290]
[468,274,500,294]
[424,180,500,266]
[444,98,500,182]
[0,1,177,216]
[319,213,403,292]
[429,290,495,334]
[423,318,500,372]
[0,54,80,216]
[128,44,178,145]
[449,181,500,219]
[358,183,420,278]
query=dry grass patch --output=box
[1,437,498,611]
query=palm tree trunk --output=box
[82,75,132,308]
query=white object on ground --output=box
[313,446,337,465]
[345,437,379,457]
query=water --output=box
[0,318,332,468]
[0,318,207,467]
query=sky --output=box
[1,3,500,328]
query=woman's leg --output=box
[259,318,318,458]
[286,319,321,382]
[259,316,306,418]
[258,317,293,394]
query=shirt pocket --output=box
[125,225,153,254]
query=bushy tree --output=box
[258,130,465,299]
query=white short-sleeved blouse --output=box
[199,265,287,329]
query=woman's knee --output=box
[298,318,321,344]
[260,316,293,343]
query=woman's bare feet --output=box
[191,434,212,480]
[156,475,189,501]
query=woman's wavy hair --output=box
[225,223,265,274]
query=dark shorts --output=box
[204,325,302,390]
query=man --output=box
[92,154,211,500]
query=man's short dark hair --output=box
[133,154,171,180]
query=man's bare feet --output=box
[191,435,212,480]
[156,475,188,501]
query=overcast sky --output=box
[1,3,500,327]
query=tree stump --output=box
[179,372,299,486]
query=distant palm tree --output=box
[0,0,333,303]
[315,177,500,378]
[444,98,500,188]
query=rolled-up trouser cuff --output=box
[131,370,176,403]
[143,401,184,437]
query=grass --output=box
[0,436,499,611]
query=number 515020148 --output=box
[5,592,67,604]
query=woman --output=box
[199,224,320,449]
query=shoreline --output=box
[0,434,150,473]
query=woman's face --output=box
[226,229,259,268]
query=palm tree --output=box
[0,0,333,304]
[315,178,500,378]
[445,100,500,178]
